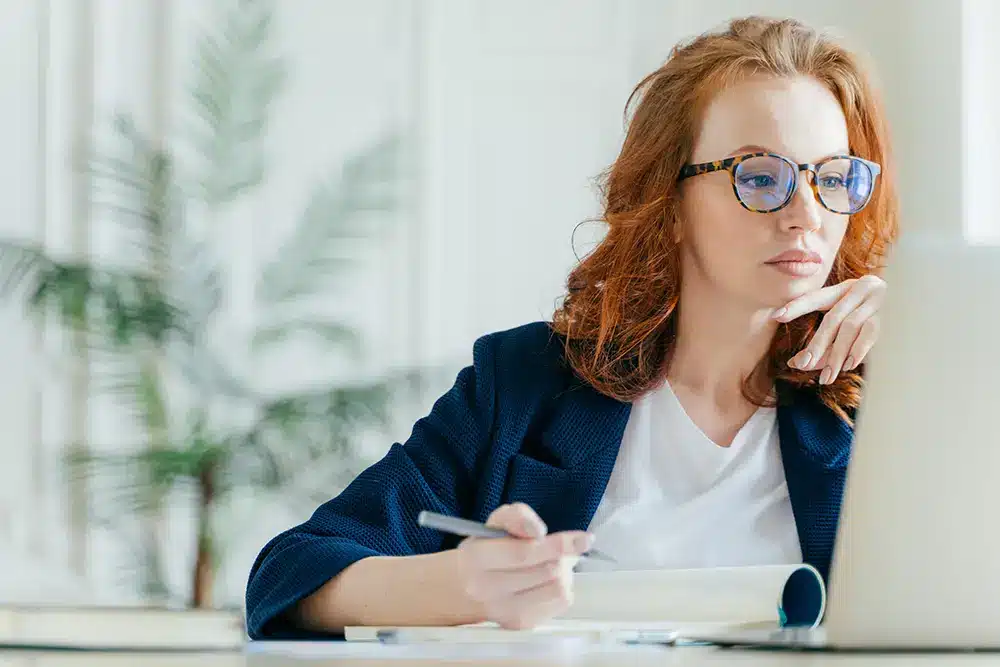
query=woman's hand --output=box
[454,502,592,630]
[772,275,887,385]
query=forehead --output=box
[690,75,849,163]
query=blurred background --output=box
[0,0,996,613]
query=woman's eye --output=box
[740,174,777,188]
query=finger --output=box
[821,296,881,382]
[486,502,547,539]
[495,574,574,630]
[772,281,854,322]
[843,318,879,371]
[820,301,875,383]
[473,557,569,600]
[788,283,871,371]
[469,530,593,571]
[818,320,862,384]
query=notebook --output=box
[344,562,824,643]
[0,604,245,651]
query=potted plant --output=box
[0,0,418,609]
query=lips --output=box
[765,249,822,264]
[765,248,823,278]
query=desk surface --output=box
[7,645,1000,667]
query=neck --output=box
[667,281,778,410]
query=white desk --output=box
[6,645,1000,667]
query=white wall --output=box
[0,0,48,598]
[964,0,1000,242]
[1,0,996,608]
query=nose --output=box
[778,171,822,233]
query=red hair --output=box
[551,16,899,424]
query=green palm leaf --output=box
[0,240,187,345]
[91,115,174,267]
[251,134,408,358]
[222,376,404,492]
[163,236,223,345]
[67,410,230,512]
[250,319,361,356]
[255,133,407,307]
[92,114,225,344]
[187,0,286,207]
[0,240,51,298]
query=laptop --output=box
[685,234,1000,651]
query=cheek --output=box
[693,209,766,268]
[827,213,850,240]
[683,186,761,256]
[822,215,851,258]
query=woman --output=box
[245,15,897,638]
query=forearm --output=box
[293,550,485,631]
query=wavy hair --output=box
[551,16,899,424]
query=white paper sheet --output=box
[343,563,825,646]
[564,563,825,626]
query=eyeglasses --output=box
[678,152,881,214]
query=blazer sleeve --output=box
[244,333,499,639]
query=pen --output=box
[416,510,617,563]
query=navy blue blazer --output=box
[245,321,854,639]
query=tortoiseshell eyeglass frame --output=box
[677,151,882,214]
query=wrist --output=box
[429,548,489,626]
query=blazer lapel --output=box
[502,383,631,534]
[777,395,854,579]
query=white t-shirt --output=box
[576,380,801,571]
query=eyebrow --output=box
[730,143,773,155]
[727,144,852,162]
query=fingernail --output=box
[820,367,832,384]
[523,518,545,537]
[844,356,855,371]
[772,307,787,319]
[793,351,812,370]
[574,533,595,552]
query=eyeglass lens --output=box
[733,155,874,213]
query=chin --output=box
[761,265,829,302]
[748,280,810,311]
[783,278,819,298]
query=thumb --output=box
[486,502,547,539]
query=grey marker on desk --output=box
[417,510,616,563]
